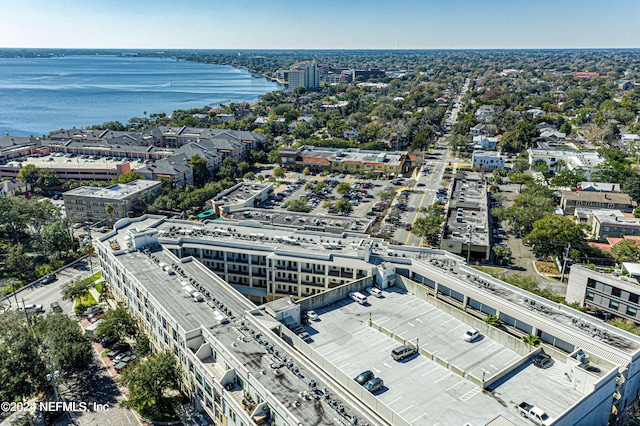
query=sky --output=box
[2,0,640,50]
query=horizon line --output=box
[2,47,640,52]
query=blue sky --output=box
[2,0,639,49]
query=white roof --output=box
[622,263,640,277]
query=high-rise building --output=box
[288,60,319,90]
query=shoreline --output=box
[1,57,283,136]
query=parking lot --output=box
[259,174,398,219]
[303,287,584,425]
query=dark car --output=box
[532,353,553,368]
[50,301,62,313]
[363,378,384,393]
[100,335,119,348]
[41,274,57,285]
[354,370,375,385]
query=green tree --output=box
[17,164,41,188]
[36,313,93,376]
[112,171,144,185]
[0,313,47,402]
[42,221,73,256]
[335,197,353,213]
[237,161,250,176]
[188,154,210,187]
[524,215,586,258]
[483,314,503,328]
[623,173,640,203]
[504,185,555,236]
[96,306,139,340]
[521,334,541,346]
[336,182,352,195]
[413,202,445,244]
[550,168,586,188]
[120,351,181,421]
[610,240,640,263]
[302,167,311,176]
[60,276,95,302]
[286,199,312,213]
[267,148,281,164]
[272,167,286,180]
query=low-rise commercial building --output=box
[279,146,409,177]
[64,179,162,224]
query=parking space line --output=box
[446,380,464,392]
[380,342,397,352]
[407,322,415,327]
[430,312,446,321]
[422,366,439,377]
[350,328,369,336]
[450,323,466,332]
[387,396,402,405]
[346,368,361,377]
[383,362,392,369]
[434,373,452,384]
[377,316,390,323]
[398,404,415,414]
[411,413,427,424]
[410,359,430,370]
[416,318,423,323]
[319,347,342,357]
[439,317,457,327]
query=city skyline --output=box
[2,0,640,50]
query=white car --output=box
[19,304,44,313]
[306,310,319,321]
[462,328,481,342]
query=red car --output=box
[405,223,412,231]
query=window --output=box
[630,293,639,304]
[585,291,595,301]
[612,288,622,298]
[587,278,596,289]
[627,306,637,317]
[609,300,620,310]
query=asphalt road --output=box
[1,257,96,316]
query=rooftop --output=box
[211,183,272,205]
[64,180,161,199]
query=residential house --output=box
[472,136,499,150]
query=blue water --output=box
[0,55,281,136]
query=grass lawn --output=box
[95,282,103,292]
[89,271,102,281]
[75,291,98,309]
[535,261,560,275]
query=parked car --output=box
[391,345,417,361]
[531,353,553,368]
[292,326,306,335]
[306,310,319,321]
[517,402,554,426]
[298,331,311,341]
[89,314,105,323]
[100,335,119,348]
[462,328,481,342]
[363,378,384,393]
[354,370,375,385]
[405,223,412,231]
[50,301,62,313]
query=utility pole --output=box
[561,243,571,282]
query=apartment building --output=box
[560,191,635,215]
[96,215,640,425]
[288,61,319,90]
[471,150,504,171]
[567,264,640,325]
[64,179,162,224]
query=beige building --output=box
[64,179,162,224]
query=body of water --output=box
[0,55,281,137]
